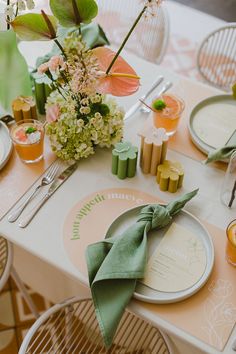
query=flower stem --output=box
[105,5,147,75]
[7,0,10,30]
[54,39,67,59]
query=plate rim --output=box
[188,94,235,161]
[0,121,13,170]
[105,203,215,304]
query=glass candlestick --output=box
[221,150,236,208]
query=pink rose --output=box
[38,62,49,75]
[48,55,66,72]
[46,104,60,123]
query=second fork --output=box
[7,161,60,222]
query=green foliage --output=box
[10,13,58,41]
[50,0,98,27]
[0,30,32,112]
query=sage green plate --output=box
[189,95,236,157]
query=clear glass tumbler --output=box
[221,150,236,208]
[152,94,185,136]
[226,219,236,266]
[10,119,44,163]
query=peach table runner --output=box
[63,188,236,352]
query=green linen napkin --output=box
[86,189,198,348]
[205,146,236,164]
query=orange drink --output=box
[226,220,236,266]
[10,119,44,163]
[152,94,185,136]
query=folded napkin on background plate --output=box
[86,189,198,348]
[205,145,236,163]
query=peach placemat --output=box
[0,137,55,220]
[168,78,226,171]
[63,188,236,351]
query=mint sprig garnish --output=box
[25,126,37,134]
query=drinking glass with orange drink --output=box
[10,119,44,163]
[226,220,236,266]
[151,94,185,136]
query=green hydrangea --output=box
[46,92,124,161]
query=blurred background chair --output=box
[197,23,236,91]
[96,0,170,64]
[0,236,39,318]
[19,296,175,353]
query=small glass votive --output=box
[221,150,236,208]
[152,94,185,136]
[226,219,236,266]
[10,119,44,163]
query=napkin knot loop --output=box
[137,204,172,230]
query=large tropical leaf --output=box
[10,13,58,41]
[50,0,98,27]
[0,30,32,112]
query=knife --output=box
[124,75,164,120]
[18,162,78,228]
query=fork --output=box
[8,161,60,222]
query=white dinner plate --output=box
[0,121,13,170]
[105,205,214,304]
[189,95,236,159]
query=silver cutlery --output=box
[140,81,173,113]
[18,162,78,228]
[124,75,164,120]
[8,161,60,222]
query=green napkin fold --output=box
[86,189,198,348]
[205,146,236,164]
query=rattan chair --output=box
[19,296,174,353]
[96,0,169,64]
[0,236,39,318]
[197,23,236,91]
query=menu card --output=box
[142,223,207,292]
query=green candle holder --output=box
[112,141,138,179]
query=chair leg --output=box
[11,266,40,319]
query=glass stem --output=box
[105,5,147,75]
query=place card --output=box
[142,223,207,292]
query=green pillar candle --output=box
[34,81,46,114]
[112,141,138,179]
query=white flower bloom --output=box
[17,0,26,11]
[26,0,35,10]
[4,5,14,20]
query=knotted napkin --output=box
[86,189,198,348]
[205,145,236,163]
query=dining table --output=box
[0,45,236,354]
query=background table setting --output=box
[0,0,236,353]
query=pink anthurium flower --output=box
[92,47,140,97]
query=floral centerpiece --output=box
[7,0,162,161]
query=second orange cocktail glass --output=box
[10,119,44,163]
